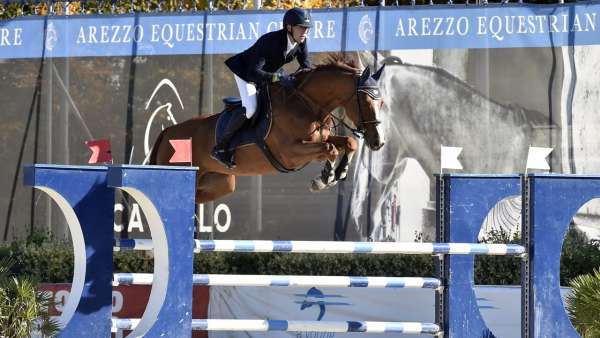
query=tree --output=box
[566,268,600,338]
[0,257,59,338]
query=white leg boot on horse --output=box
[310,135,358,192]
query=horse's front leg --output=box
[310,136,358,192]
[287,140,339,166]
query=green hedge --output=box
[2,227,599,285]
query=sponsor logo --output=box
[45,22,58,51]
[358,15,374,45]
[294,287,351,321]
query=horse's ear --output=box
[360,67,371,84]
[372,65,385,82]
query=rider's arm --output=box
[245,37,277,84]
[249,57,278,83]
[296,42,311,69]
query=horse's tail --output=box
[148,128,167,165]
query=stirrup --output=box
[210,149,236,169]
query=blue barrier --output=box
[23,165,114,337]
[23,164,587,338]
[524,174,600,338]
[437,174,522,338]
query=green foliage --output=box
[0,256,60,338]
[0,0,568,20]
[1,227,599,286]
[561,226,600,285]
[566,269,600,338]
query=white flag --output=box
[526,146,553,170]
[441,146,463,170]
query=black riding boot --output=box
[211,106,248,168]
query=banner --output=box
[2,3,600,59]
[2,3,600,244]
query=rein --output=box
[289,70,382,138]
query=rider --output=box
[211,7,313,169]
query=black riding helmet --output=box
[283,7,313,29]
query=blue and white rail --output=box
[112,318,441,334]
[113,273,442,289]
[115,239,525,256]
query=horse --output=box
[344,56,553,241]
[149,55,386,203]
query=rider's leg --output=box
[211,75,257,168]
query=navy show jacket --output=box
[225,29,310,84]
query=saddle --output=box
[215,87,273,153]
[215,86,297,173]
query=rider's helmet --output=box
[283,8,313,29]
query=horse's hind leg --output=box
[196,172,236,203]
[310,136,358,192]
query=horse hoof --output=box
[310,178,328,192]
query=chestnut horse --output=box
[150,56,385,203]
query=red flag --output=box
[85,139,112,164]
[169,139,192,163]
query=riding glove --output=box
[277,74,296,90]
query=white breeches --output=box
[234,74,258,118]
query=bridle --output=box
[334,77,382,137]
[290,70,382,138]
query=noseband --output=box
[338,78,382,136]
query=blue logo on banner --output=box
[294,287,351,321]
[1,2,600,59]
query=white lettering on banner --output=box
[128,204,144,233]
[249,22,260,40]
[197,203,231,233]
[0,28,23,46]
[1,29,10,46]
[54,290,69,312]
[396,17,466,37]
[214,204,231,233]
[296,333,335,338]
[14,28,22,45]
[111,25,121,43]
[114,203,124,232]
[314,20,324,38]
[267,21,281,33]
[394,12,597,41]
[327,20,335,38]
[112,290,124,312]
[477,13,597,41]
[205,23,215,40]
[47,290,124,313]
[100,26,108,43]
[218,23,227,40]
[77,24,141,44]
[71,20,334,48]
[114,203,145,233]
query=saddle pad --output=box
[215,105,272,152]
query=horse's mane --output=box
[317,53,362,73]
[295,53,362,79]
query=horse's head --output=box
[295,55,385,151]
[352,65,385,151]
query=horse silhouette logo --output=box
[142,79,183,164]
[294,287,351,321]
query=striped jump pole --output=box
[115,239,525,256]
[113,273,442,289]
[112,318,442,335]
